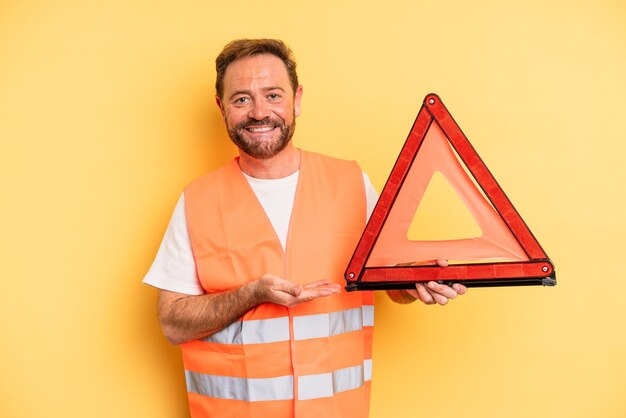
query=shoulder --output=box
[184,160,236,195]
[301,150,361,175]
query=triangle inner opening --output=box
[406,171,483,241]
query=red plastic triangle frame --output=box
[345,93,556,291]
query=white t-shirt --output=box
[143,171,378,295]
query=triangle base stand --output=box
[347,272,556,291]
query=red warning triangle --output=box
[345,94,555,290]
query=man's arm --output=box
[157,275,340,345]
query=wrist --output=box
[241,278,265,306]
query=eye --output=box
[233,97,250,105]
[268,93,280,100]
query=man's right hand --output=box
[251,274,341,308]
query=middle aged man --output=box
[144,39,466,418]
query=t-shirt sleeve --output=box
[142,194,205,295]
[362,172,379,221]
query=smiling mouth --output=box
[245,126,276,133]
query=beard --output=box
[227,115,296,160]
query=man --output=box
[144,39,466,418]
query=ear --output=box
[215,95,226,121]
[294,85,303,117]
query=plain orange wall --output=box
[1,1,625,417]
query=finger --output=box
[424,283,449,305]
[309,285,341,295]
[271,279,302,297]
[404,289,420,300]
[303,280,333,289]
[298,287,340,301]
[408,260,438,266]
[397,259,449,267]
[283,284,302,297]
[427,288,449,305]
[259,275,301,298]
[452,283,468,295]
[302,281,341,293]
[427,281,458,300]
[416,283,435,304]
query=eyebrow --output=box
[228,86,286,100]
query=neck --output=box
[237,143,301,179]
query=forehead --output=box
[222,54,292,95]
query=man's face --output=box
[217,54,302,160]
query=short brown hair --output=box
[215,39,299,99]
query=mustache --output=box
[236,117,283,130]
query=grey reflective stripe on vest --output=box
[298,360,372,401]
[362,305,374,327]
[202,305,375,344]
[363,358,372,381]
[186,359,372,402]
[294,307,373,341]
[186,371,294,401]
[303,305,374,338]
[202,316,290,344]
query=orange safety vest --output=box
[182,150,374,418]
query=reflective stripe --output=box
[330,307,363,336]
[297,360,373,400]
[186,370,293,401]
[242,316,290,343]
[364,359,372,381]
[362,305,374,327]
[298,372,334,400]
[187,359,372,402]
[333,364,363,393]
[293,313,330,340]
[294,307,366,341]
[202,316,290,344]
[202,306,373,345]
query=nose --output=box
[248,99,270,121]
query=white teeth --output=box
[247,126,274,133]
